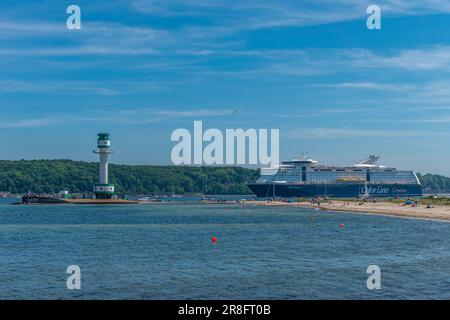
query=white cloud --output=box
[132,0,450,30]
[0,21,167,56]
[116,108,237,117]
[153,109,236,117]
[0,118,58,128]
[286,127,437,139]
[309,82,416,91]
[0,80,121,95]
[237,46,450,77]
[358,47,450,71]
[0,108,239,129]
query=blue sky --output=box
[1,0,450,174]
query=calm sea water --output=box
[0,198,449,299]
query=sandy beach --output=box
[247,200,450,222]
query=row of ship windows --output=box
[272,177,416,183]
[291,169,395,172]
[311,169,394,172]
[276,173,415,179]
[272,179,416,184]
[277,171,412,176]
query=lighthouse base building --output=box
[93,184,115,199]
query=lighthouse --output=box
[93,133,115,199]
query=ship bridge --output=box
[281,153,318,166]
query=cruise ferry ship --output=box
[248,155,422,198]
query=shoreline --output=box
[9,195,450,222]
[136,199,450,222]
[246,200,450,222]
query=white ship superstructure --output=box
[249,155,422,198]
[258,155,420,185]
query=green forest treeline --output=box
[0,160,447,195]
[0,160,259,195]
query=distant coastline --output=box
[2,159,450,197]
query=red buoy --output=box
[339,223,345,229]
[212,236,217,244]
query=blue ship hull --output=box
[247,183,423,198]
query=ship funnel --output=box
[356,155,380,165]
